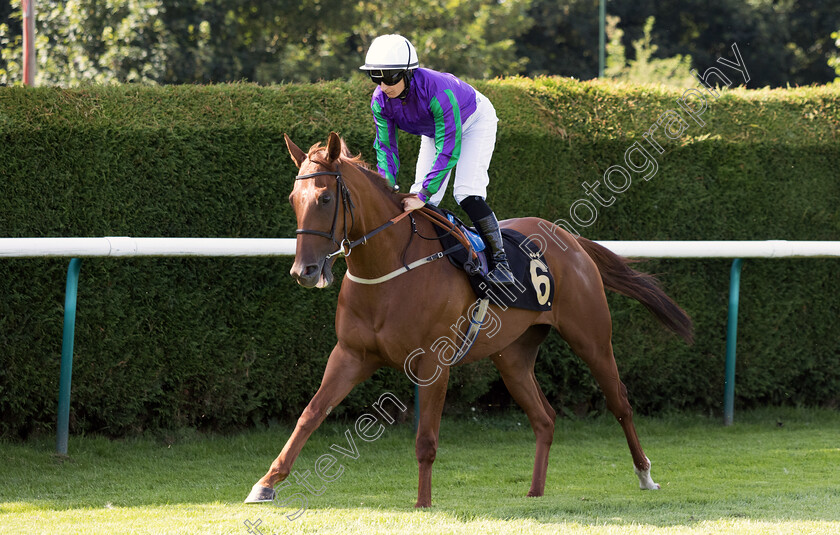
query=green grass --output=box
[1,407,838,534]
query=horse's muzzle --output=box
[290,256,335,288]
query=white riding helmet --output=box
[359,34,419,71]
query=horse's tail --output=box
[576,237,694,344]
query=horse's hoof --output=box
[244,483,276,503]
[634,456,660,490]
[635,467,660,490]
[636,474,660,490]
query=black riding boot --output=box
[474,213,516,286]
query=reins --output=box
[417,207,477,260]
[295,166,477,267]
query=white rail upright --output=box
[2,238,839,452]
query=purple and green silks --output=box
[370,68,478,202]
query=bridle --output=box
[294,166,412,259]
[294,169,356,258]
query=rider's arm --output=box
[417,89,462,203]
[371,98,399,185]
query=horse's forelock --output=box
[305,143,333,169]
[306,142,325,160]
[307,144,364,172]
[307,139,354,162]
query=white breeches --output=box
[411,90,498,206]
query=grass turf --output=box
[1,407,838,534]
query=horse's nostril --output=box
[303,265,319,277]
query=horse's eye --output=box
[320,194,332,205]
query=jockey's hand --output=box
[402,195,426,212]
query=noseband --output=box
[294,169,356,258]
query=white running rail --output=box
[2,237,840,258]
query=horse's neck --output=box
[343,168,437,280]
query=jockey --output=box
[360,34,515,286]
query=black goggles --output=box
[369,69,406,86]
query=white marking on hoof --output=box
[634,456,660,490]
[244,483,276,503]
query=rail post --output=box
[723,258,743,426]
[56,258,82,455]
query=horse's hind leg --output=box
[593,357,660,490]
[559,316,660,490]
[491,324,556,497]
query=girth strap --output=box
[451,298,490,366]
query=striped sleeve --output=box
[418,89,462,202]
[371,100,399,185]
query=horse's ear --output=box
[284,133,307,169]
[326,132,342,163]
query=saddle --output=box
[424,206,555,312]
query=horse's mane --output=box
[306,141,409,203]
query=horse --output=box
[246,131,693,509]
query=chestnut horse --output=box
[246,132,692,508]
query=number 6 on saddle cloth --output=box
[432,206,555,312]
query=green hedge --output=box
[1,78,838,439]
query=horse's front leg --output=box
[245,344,377,502]
[413,356,450,508]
